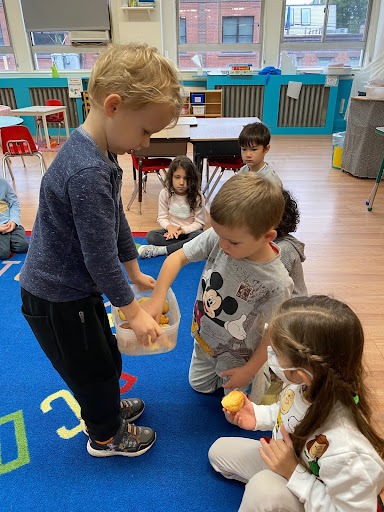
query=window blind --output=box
[21,0,110,32]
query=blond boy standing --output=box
[20,43,183,457]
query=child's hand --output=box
[1,221,16,234]
[164,225,181,240]
[259,424,298,481]
[139,297,162,324]
[130,272,156,291]
[224,395,257,430]
[124,303,163,346]
[221,364,254,390]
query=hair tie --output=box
[353,394,359,405]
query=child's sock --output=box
[138,245,167,259]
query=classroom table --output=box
[126,124,190,214]
[189,117,260,175]
[125,117,260,213]
[11,105,70,150]
[366,127,384,211]
[0,116,24,128]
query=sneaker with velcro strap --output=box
[87,419,156,457]
[82,397,145,435]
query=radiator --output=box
[278,84,329,127]
[221,85,264,118]
[29,87,79,128]
[0,88,17,109]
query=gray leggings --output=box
[0,225,29,259]
[146,228,203,254]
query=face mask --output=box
[267,346,313,385]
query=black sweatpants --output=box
[21,288,122,441]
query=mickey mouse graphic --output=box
[193,270,247,341]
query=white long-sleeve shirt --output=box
[253,384,384,511]
[157,189,205,234]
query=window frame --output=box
[0,1,16,70]
[222,16,254,44]
[176,1,264,71]
[179,17,186,45]
[280,0,373,67]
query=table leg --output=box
[138,157,143,214]
[127,165,138,211]
[366,158,384,211]
[42,115,50,150]
[63,110,70,141]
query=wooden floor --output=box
[5,136,384,434]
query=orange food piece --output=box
[221,390,245,413]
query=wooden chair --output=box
[82,91,91,118]
[1,125,46,180]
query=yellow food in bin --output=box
[112,286,180,356]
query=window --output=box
[29,31,100,71]
[20,0,109,70]
[177,0,263,72]
[0,1,16,71]
[222,17,254,44]
[281,0,372,69]
[301,9,310,27]
[180,17,186,45]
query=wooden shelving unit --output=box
[182,90,222,118]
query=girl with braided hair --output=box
[209,295,384,511]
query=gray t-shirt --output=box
[239,162,283,187]
[183,228,293,366]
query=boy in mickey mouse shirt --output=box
[145,173,293,405]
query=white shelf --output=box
[121,6,154,11]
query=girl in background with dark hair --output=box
[139,156,205,258]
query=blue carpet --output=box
[0,239,267,512]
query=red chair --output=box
[126,153,172,213]
[203,155,243,201]
[1,125,46,180]
[36,99,65,145]
[130,154,171,193]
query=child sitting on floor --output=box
[209,295,384,511]
[0,177,29,259]
[144,173,293,406]
[138,155,205,258]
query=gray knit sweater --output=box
[20,127,137,307]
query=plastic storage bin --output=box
[332,131,345,169]
[192,105,206,116]
[364,86,384,99]
[112,286,180,356]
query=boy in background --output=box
[20,43,183,458]
[238,122,282,187]
[0,177,29,259]
[145,173,293,407]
